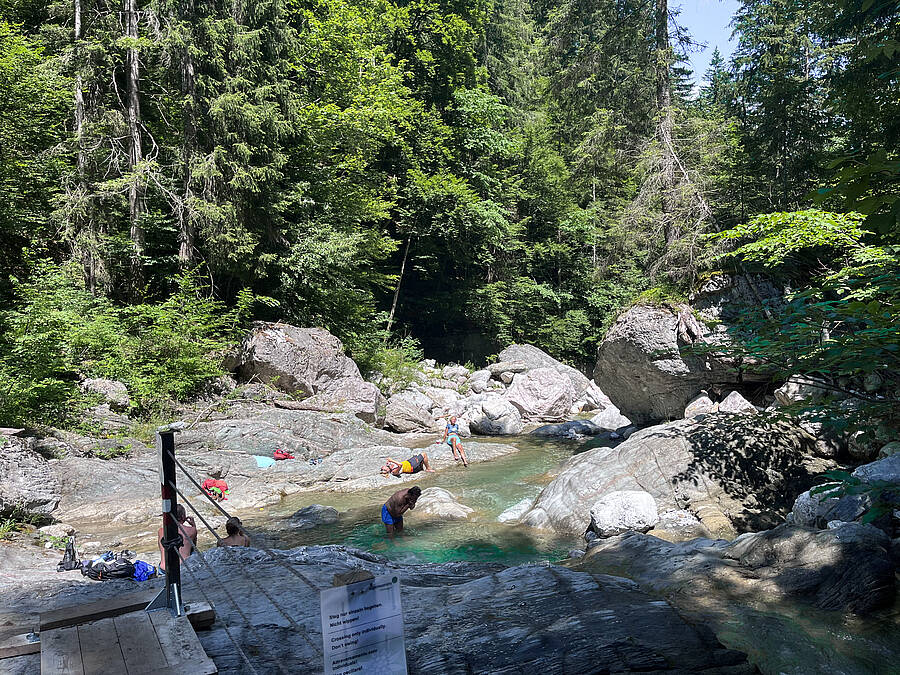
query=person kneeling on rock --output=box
[382,486,421,536]
[380,452,435,477]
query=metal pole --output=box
[147,427,183,616]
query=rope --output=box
[170,518,293,675]
[165,520,262,675]
[167,451,322,593]
[172,485,323,656]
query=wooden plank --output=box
[40,626,84,675]
[0,631,40,659]
[77,617,127,674]
[40,589,159,631]
[185,603,215,631]
[148,610,215,671]
[113,612,167,674]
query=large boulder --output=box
[690,273,784,324]
[723,522,895,613]
[717,391,757,415]
[590,405,631,431]
[498,344,591,396]
[79,378,131,410]
[587,491,659,537]
[791,489,869,528]
[521,414,830,536]
[504,367,576,420]
[415,488,474,520]
[593,304,742,424]
[230,323,362,395]
[531,420,603,438]
[498,497,534,523]
[384,394,434,433]
[684,391,717,417]
[290,378,386,425]
[0,436,61,518]
[465,397,524,435]
[774,375,832,406]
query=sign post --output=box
[320,574,407,675]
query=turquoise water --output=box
[247,436,589,564]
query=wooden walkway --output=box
[40,609,217,675]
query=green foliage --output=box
[0,260,253,427]
[353,333,425,395]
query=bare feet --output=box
[425,468,435,472]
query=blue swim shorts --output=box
[382,504,402,526]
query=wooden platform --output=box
[40,610,217,675]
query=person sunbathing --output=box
[380,451,435,477]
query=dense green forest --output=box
[0,0,897,427]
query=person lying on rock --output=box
[158,504,197,572]
[441,416,469,467]
[382,486,421,536]
[218,516,251,547]
[380,451,435,477]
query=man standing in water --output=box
[381,486,421,536]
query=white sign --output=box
[320,574,407,675]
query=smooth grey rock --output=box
[498,343,591,396]
[853,454,900,484]
[469,369,491,384]
[487,361,529,378]
[291,377,386,425]
[465,397,523,435]
[289,504,339,529]
[649,509,710,541]
[578,381,615,412]
[684,391,717,417]
[441,364,470,380]
[848,430,881,462]
[38,523,75,538]
[498,497,534,523]
[587,491,659,537]
[523,414,830,536]
[418,386,461,411]
[0,436,61,518]
[590,405,632,431]
[79,378,131,410]
[499,371,515,384]
[593,304,742,424]
[416,487,474,520]
[773,375,831,406]
[690,273,784,324]
[231,323,361,395]
[717,391,757,414]
[504,367,576,420]
[878,441,900,459]
[531,420,603,438]
[723,522,894,613]
[384,395,434,433]
[791,488,869,528]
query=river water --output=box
[246,435,589,564]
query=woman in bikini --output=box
[442,416,469,466]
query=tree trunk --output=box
[656,0,677,245]
[74,0,101,293]
[125,0,145,282]
[178,0,197,266]
[386,237,411,338]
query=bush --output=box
[0,260,254,427]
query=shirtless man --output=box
[380,451,435,477]
[217,517,251,547]
[158,504,197,571]
[381,486,421,536]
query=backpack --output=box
[57,537,80,572]
[81,558,136,581]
